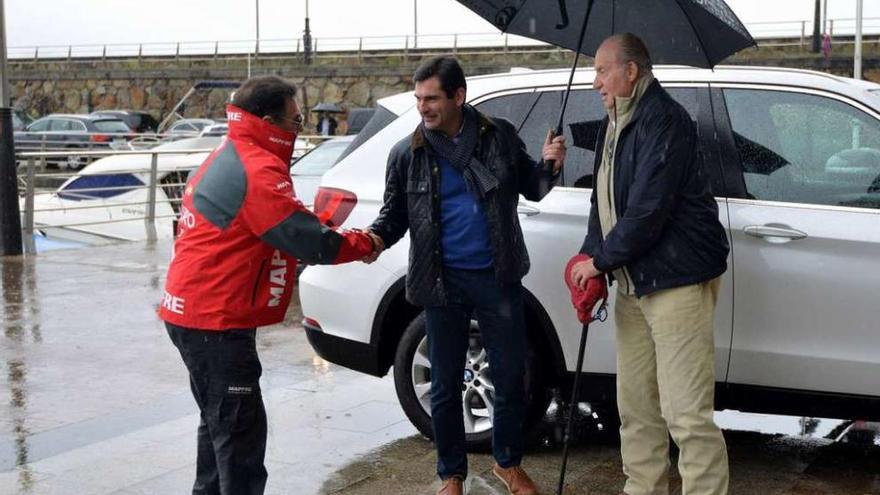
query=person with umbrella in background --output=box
[313,102,342,136]
[569,34,731,495]
[316,112,337,136]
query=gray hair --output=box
[608,33,653,77]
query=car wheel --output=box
[393,312,551,451]
[65,151,87,170]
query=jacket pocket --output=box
[406,179,430,219]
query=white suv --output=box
[300,66,880,448]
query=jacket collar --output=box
[596,78,665,142]
[225,104,297,164]
[626,79,664,127]
[610,74,655,123]
[410,109,495,152]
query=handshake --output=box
[362,230,385,264]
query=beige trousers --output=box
[615,278,729,495]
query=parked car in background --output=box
[15,114,134,169]
[89,110,159,133]
[299,66,880,449]
[290,135,355,207]
[23,136,221,243]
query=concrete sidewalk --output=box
[0,241,417,494]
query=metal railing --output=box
[15,137,327,254]
[7,18,880,62]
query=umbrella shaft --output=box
[554,0,596,184]
[556,321,590,495]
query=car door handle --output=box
[517,205,540,217]
[743,224,808,242]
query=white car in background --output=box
[291,135,356,207]
[300,66,880,448]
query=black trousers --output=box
[166,322,268,495]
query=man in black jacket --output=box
[367,56,566,495]
[570,34,730,495]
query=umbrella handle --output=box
[546,125,565,185]
[556,0,570,29]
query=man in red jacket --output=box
[159,76,376,495]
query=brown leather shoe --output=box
[493,464,539,495]
[436,476,464,495]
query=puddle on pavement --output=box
[1,258,41,490]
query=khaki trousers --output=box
[615,278,729,495]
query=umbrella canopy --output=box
[457,0,756,68]
[312,102,344,113]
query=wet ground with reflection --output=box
[0,241,878,494]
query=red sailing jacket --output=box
[159,105,372,330]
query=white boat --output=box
[24,137,221,243]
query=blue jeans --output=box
[425,267,527,479]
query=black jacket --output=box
[370,112,557,306]
[580,80,729,297]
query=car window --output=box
[292,140,352,175]
[58,174,145,201]
[476,87,704,189]
[50,119,75,132]
[475,89,605,188]
[473,91,538,130]
[27,119,50,132]
[93,120,132,133]
[336,104,398,163]
[723,88,880,209]
[539,89,606,188]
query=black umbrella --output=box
[457,0,757,175]
[458,0,755,68]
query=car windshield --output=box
[292,140,352,175]
[93,120,132,133]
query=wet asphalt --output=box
[1,241,878,494]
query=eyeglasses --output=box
[275,114,305,131]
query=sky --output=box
[5,0,880,50]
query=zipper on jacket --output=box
[250,259,267,306]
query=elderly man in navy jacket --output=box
[571,34,731,495]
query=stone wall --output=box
[6,42,880,134]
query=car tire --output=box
[65,148,87,170]
[393,312,552,452]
